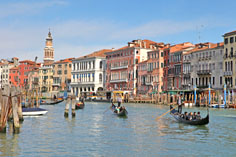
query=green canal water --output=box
[1,102,236,156]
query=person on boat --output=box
[183,112,188,120]
[54,95,57,100]
[193,112,197,120]
[188,112,193,120]
[196,112,201,120]
[117,95,122,107]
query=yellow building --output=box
[223,30,236,89]
[39,64,53,93]
[52,58,74,91]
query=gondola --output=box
[110,105,128,117]
[40,99,64,105]
[170,105,209,125]
[75,102,85,109]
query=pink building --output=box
[105,39,159,95]
[137,43,169,95]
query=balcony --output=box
[52,82,61,86]
[110,79,128,83]
[111,65,128,70]
[145,82,153,86]
[224,71,233,76]
[197,70,212,75]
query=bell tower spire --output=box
[44,29,54,64]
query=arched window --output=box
[99,73,102,82]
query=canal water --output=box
[1,102,236,156]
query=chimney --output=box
[144,41,146,48]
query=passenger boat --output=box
[170,105,209,125]
[22,107,48,116]
[40,99,64,105]
[110,105,128,117]
[75,102,85,109]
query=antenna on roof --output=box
[197,25,204,43]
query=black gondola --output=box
[75,102,85,109]
[110,106,128,117]
[170,105,209,125]
[40,99,64,105]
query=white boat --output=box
[22,108,48,116]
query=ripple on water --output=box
[0,103,236,156]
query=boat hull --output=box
[170,105,209,125]
[22,108,48,116]
[110,106,128,117]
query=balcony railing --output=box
[224,71,233,76]
[197,70,212,75]
[110,79,128,83]
[52,82,61,86]
[111,65,128,70]
[145,82,153,86]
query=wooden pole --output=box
[64,96,70,117]
[17,87,23,122]
[72,95,76,117]
[11,86,20,133]
[0,86,10,132]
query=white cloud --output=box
[0,17,226,61]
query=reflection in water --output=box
[0,123,20,156]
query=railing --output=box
[224,71,233,76]
[52,82,61,86]
[197,70,212,75]
[110,79,128,83]
[145,82,153,86]
[111,65,128,70]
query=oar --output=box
[155,106,177,120]
[103,106,111,114]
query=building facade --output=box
[71,49,111,97]
[223,30,236,89]
[191,43,224,90]
[52,58,73,91]
[167,43,194,90]
[105,39,159,95]
[39,64,53,93]
[0,58,18,87]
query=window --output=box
[100,61,103,69]
[196,78,197,85]
[213,77,215,85]
[161,63,164,68]
[230,37,234,43]
[220,76,222,85]
[58,70,62,75]
[161,52,164,57]
[225,38,228,44]
[99,73,102,82]
[64,70,67,74]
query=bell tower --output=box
[44,30,54,64]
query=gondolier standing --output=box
[117,94,122,107]
[178,95,182,113]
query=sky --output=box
[0,0,236,62]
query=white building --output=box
[70,49,111,97]
[190,43,224,90]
